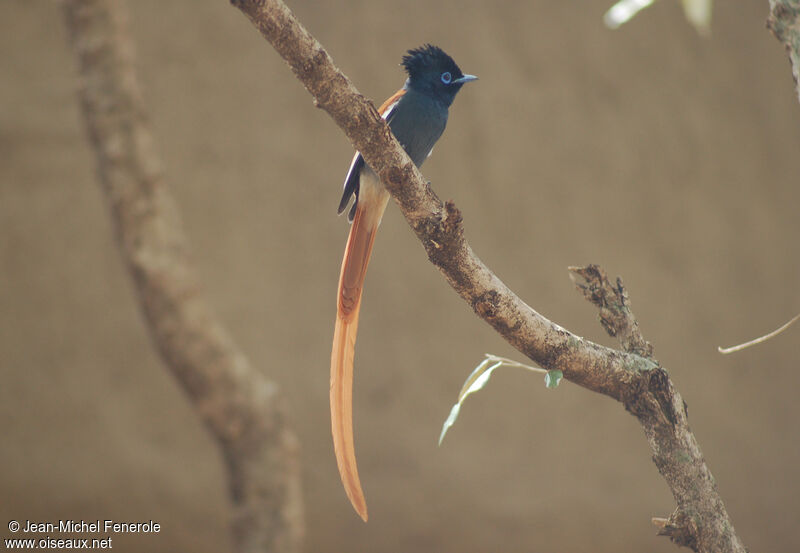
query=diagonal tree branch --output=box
[230,0,746,551]
[62,1,304,552]
[230,0,645,403]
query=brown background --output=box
[2,1,799,552]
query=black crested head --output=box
[402,45,463,81]
[401,44,476,106]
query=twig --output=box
[228,0,746,551]
[569,264,655,359]
[653,510,699,551]
[718,313,800,353]
[61,1,304,552]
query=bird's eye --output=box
[440,71,452,84]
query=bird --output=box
[331,44,477,521]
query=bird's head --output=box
[401,44,477,106]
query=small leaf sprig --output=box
[439,354,563,446]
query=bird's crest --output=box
[401,44,463,81]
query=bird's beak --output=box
[454,74,478,84]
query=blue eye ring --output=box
[440,71,452,84]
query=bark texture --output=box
[768,0,800,104]
[62,1,304,552]
[230,0,747,551]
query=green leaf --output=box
[438,404,461,446]
[545,370,563,389]
[604,0,713,35]
[438,359,503,446]
[681,0,712,35]
[438,354,551,446]
[603,0,656,30]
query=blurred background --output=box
[2,1,799,551]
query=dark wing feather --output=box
[338,152,364,220]
[337,89,406,222]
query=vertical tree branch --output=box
[61,1,304,551]
[768,0,800,104]
[570,266,739,552]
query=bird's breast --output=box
[389,91,448,167]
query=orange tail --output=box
[331,192,387,522]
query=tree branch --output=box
[62,1,304,552]
[569,264,655,359]
[569,266,732,551]
[768,0,800,105]
[230,0,746,551]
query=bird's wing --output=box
[337,89,406,220]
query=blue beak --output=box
[454,74,478,84]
